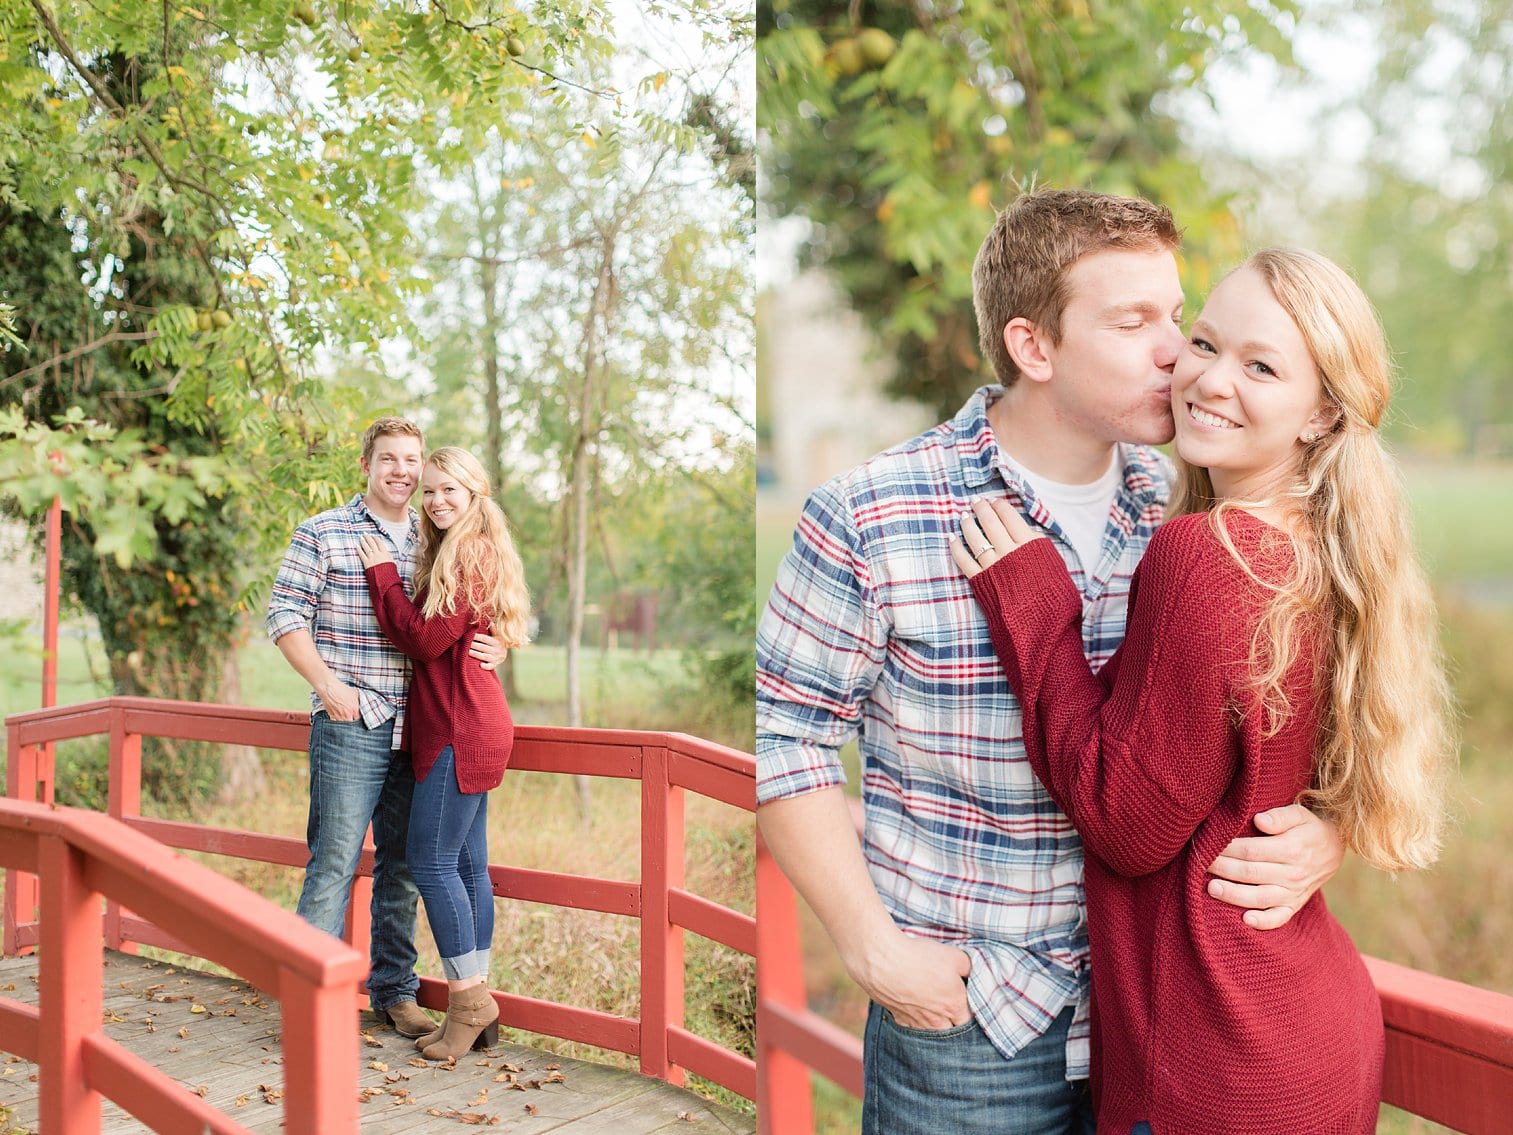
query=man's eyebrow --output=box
[1096,300,1175,320]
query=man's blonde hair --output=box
[361,416,424,463]
[972,188,1182,385]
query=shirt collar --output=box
[951,386,1006,491]
[951,384,1171,507]
[350,493,419,535]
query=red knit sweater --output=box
[969,509,1382,1135]
[364,561,514,793]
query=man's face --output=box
[361,433,423,513]
[1036,248,1187,447]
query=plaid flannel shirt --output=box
[266,494,419,748]
[756,387,1172,1077]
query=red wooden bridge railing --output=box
[0,797,367,1134]
[4,696,756,1131]
[756,834,1513,1135]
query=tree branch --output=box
[0,330,159,390]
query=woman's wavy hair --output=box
[414,446,531,649]
[1168,247,1454,872]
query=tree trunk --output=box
[564,238,616,821]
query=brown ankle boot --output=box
[380,1000,434,1039]
[420,983,500,1060]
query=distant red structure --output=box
[603,589,659,652]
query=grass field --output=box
[757,458,1513,1135]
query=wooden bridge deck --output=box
[0,951,754,1134]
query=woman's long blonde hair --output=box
[1168,248,1454,872]
[414,447,531,648]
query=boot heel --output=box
[473,1020,499,1050]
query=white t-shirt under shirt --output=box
[374,513,412,552]
[1001,448,1123,577]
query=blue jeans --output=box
[407,746,493,981]
[296,712,419,1011]
[863,1001,1095,1135]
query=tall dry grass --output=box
[148,749,754,1111]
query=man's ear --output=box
[1004,317,1054,384]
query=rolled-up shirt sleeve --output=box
[757,478,889,805]
[266,520,326,643]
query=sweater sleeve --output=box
[364,561,475,663]
[968,523,1240,876]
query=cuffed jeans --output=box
[296,712,419,1012]
[863,1001,1095,1135]
[408,745,494,982]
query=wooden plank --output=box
[0,951,754,1134]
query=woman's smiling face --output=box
[422,463,473,530]
[1172,265,1333,502]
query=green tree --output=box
[398,38,752,731]
[1321,0,1513,450]
[0,0,615,798]
[758,0,1297,419]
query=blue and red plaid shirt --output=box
[266,494,419,749]
[756,387,1172,1076]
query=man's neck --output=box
[986,384,1120,486]
[364,494,410,525]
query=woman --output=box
[357,446,531,1060]
[951,249,1453,1134]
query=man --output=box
[267,416,502,1036]
[756,189,1345,1134]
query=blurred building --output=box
[0,521,42,629]
[757,271,932,505]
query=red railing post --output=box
[37,832,104,1135]
[105,705,143,952]
[756,829,816,1135]
[280,968,360,1134]
[4,730,40,956]
[640,745,686,1085]
[39,497,60,811]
